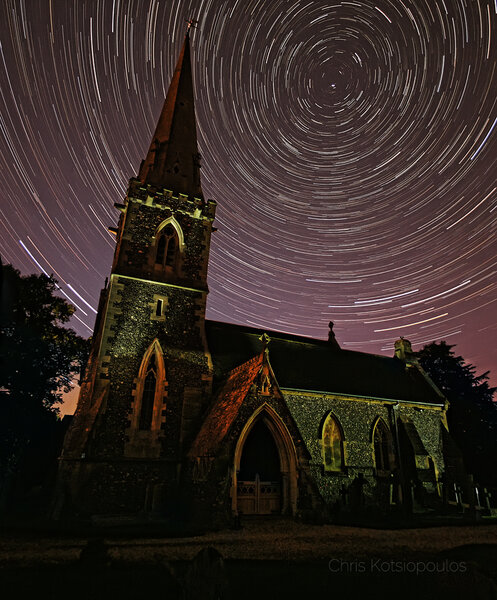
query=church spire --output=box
[138,31,203,198]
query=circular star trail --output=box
[1,0,496,409]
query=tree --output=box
[0,263,89,511]
[416,341,497,485]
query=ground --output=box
[2,518,497,599]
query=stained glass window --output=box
[323,415,344,471]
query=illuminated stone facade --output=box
[58,33,457,525]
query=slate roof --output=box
[205,320,444,405]
[189,351,264,457]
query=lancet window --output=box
[155,225,178,268]
[322,413,345,472]
[132,340,166,433]
[373,418,393,473]
[139,353,157,430]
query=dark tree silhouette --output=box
[417,341,497,485]
[0,263,89,511]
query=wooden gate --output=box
[237,474,281,515]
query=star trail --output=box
[1,0,496,410]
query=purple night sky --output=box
[1,0,496,412]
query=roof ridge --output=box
[205,319,330,346]
[206,319,401,361]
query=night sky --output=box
[1,0,496,412]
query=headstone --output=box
[184,547,229,600]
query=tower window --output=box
[125,340,168,458]
[165,236,176,266]
[155,225,178,269]
[139,353,157,430]
[155,235,166,264]
[150,295,167,321]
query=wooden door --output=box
[237,473,281,515]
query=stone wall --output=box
[284,391,446,511]
[93,276,211,458]
[113,181,216,290]
[183,389,318,528]
[59,179,216,515]
[57,459,178,515]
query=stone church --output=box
[58,32,460,525]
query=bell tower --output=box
[59,32,216,515]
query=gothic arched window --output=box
[132,340,166,433]
[156,235,167,265]
[322,413,344,472]
[373,418,393,473]
[155,225,178,269]
[165,234,176,266]
[139,353,157,430]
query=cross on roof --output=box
[186,18,198,31]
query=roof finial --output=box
[259,332,271,353]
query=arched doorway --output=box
[237,420,282,514]
[233,405,299,516]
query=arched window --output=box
[139,353,157,430]
[373,418,393,473]
[125,340,167,458]
[156,235,166,265]
[322,413,344,472]
[133,340,166,433]
[155,225,178,269]
[165,235,176,267]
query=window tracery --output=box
[155,225,178,268]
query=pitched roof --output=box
[205,320,444,405]
[189,352,264,458]
[137,32,203,198]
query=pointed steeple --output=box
[138,32,203,198]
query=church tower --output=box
[59,32,216,514]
